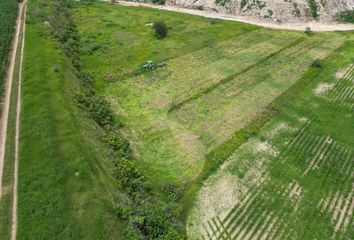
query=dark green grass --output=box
[0,0,18,95]
[15,1,124,238]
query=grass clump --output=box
[311,59,322,68]
[305,26,313,35]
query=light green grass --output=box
[73,1,257,90]
[187,41,354,239]
[172,33,345,151]
[75,1,351,192]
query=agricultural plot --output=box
[75,2,350,188]
[0,0,18,94]
[187,45,354,239]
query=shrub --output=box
[153,21,168,39]
[308,0,319,19]
[196,5,204,10]
[113,157,143,189]
[338,10,354,23]
[152,0,165,5]
[304,27,312,35]
[311,59,322,68]
[240,0,247,10]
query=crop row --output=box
[0,0,19,97]
[200,62,354,238]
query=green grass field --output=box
[74,1,350,191]
[11,0,124,239]
[188,43,354,239]
[4,0,353,238]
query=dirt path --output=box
[0,0,27,199]
[11,2,27,239]
[0,0,27,239]
[113,1,354,32]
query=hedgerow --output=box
[50,0,185,238]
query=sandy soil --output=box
[112,1,354,32]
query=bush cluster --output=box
[338,10,354,23]
[50,1,184,239]
[153,21,168,39]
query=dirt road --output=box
[0,0,27,199]
[0,0,27,239]
[114,1,354,32]
[11,1,27,239]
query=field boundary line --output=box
[11,1,27,239]
[0,0,27,199]
[168,37,306,113]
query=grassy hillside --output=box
[188,41,354,239]
[14,0,124,239]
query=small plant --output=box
[152,0,165,5]
[337,10,354,23]
[311,59,322,68]
[196,5,204,10]
[240,0,247,10]
[308,0,319,19]
[153,21,168,39]
[304,27,313,35]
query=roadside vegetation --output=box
[15,0,124,239]
[0,2,23,238]
[0,0,19,97]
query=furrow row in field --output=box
[214,183,295,240]
[319,184,354,235]
[167,37,306,112]
[172,36,344,151]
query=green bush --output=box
[304,27,313,35]
[152,0,165,5]
[113,157,143,189]
[153,21,168,39]
[240,0,247,9]
[338,10,354,23]
[308,0,319,19]
[311,59,322,68]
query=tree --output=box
[153,21,168,39]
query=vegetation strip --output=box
[168,37,306,113]
[11,2,27,240]
[0,0,18,98]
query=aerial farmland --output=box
[0,0,353,239]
